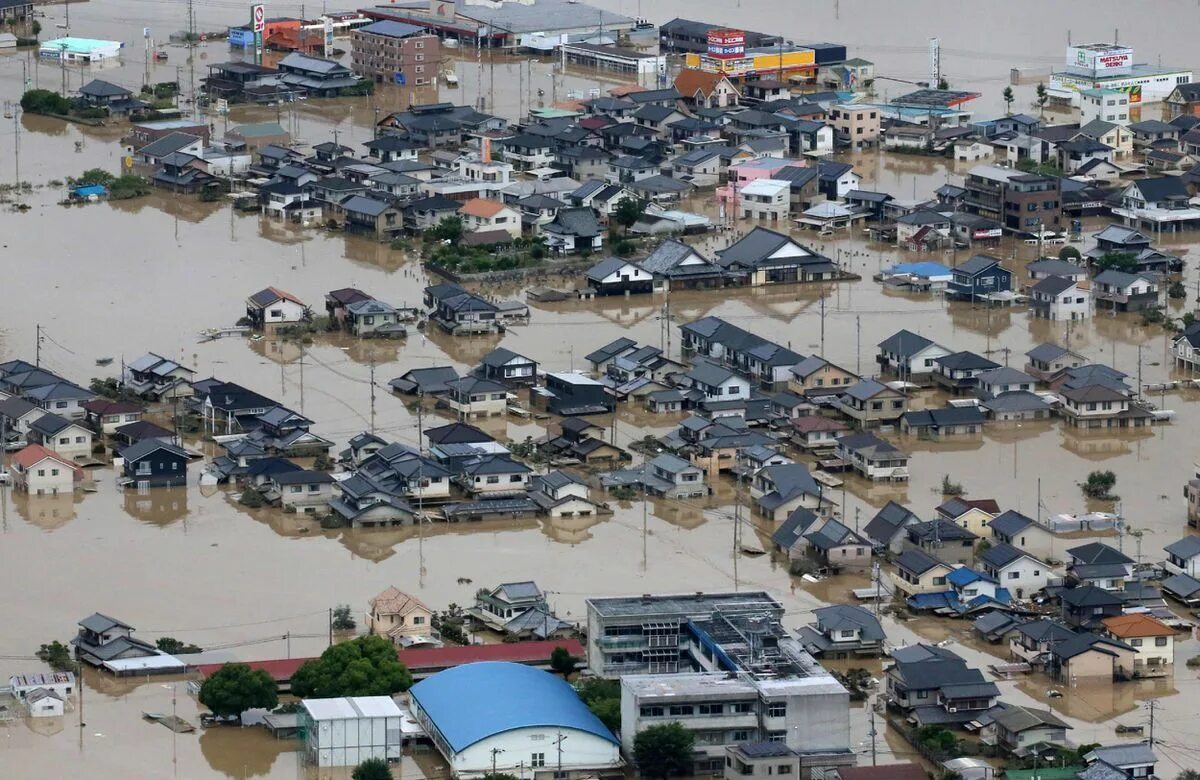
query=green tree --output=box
[1168,280,1186,299]
[1174,771,1200,780]
[76,168,116,187]
[290,636,413,698]
[1002,86,1015,115]
[915,725,957,754]
[1058,245,1082,263]
[352,757,392,780]
[1095,251,1138,272]
[633,722,694,780]
[331,604,357,631]
[613,197,645,235]
[430,216,464,245]
[1082,470,1118,500]
[550,646,577,678]
[198,663,279,719]
[157,637,203,654]
[1035,82,1048,116]
[937,77,949,91]
[30,20,41,37]
[20,88,71,115]
[36,640,78,672]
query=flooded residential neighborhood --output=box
[3,1,1200,779]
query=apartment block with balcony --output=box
[350,20,440,85]
[963,165,1061,233]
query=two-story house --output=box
[1164,536,1200,577]
[475,347,538,387]
[367,587,435,646]
[797,604,885,659]
[988,510,1056,562]
[892,549,954,596]
[884,643,1000,728]
[444,377,508,418]
[876,330,951,385]
[1060,584,1124,630]
[836,432,909,482]
[750,462,825,521]
[837,380,907,428]
[979,543,1051,599]
[1102,613,1174,678]
[932,351,1000,394]
[1067,542,1133,590]
[686,362,752,402]
[946,254,1013,302]
[1092,269,1160,313]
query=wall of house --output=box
[1062,650,1113,683]
[43,429,92,461]
[17,460,75,495]
[280,482,333,511]
[262,300,308,323]
[1124,635,1173,673]
[447,394,507,418]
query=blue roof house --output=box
[409,662,622,776]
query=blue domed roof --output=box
[409,661,618,752]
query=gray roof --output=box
[639,239,719,277]
[479,347,533,369]
[895,548,946,576]
[1161,572,1200,599]
[989,704,1070,733]
[137,131,202,158]
[1068,542,1133,566]
[716,227,801,269]
[340,195,393,216]
[863,501,919,546]
[1084,744,1157,769]
[980,542,1033,570]
[771,508,819,550]
[843,378,890,401]
[955,254,1002,275]
[545,207,600,238]
[901,406,986,428]
[1025,342,1071,363]
[1014,619,1076,643]
[976,366,1036,386]
[814,604,885,641]
[586,255,637,282]
[1031,275,1077,296]
[121,438,188,462]
[988,510,1036,537]
[805,518,868,550]
[935,351,999,372]
[687,361,739,387]
[878,328,934,357]
[1164,536,1200,560]
[981,390,1051,413]
[79,612,133,633]
[80,78,132,98]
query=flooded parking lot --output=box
[3,0,1200,777]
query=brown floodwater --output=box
[4,1,1200,777]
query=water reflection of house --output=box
[14,490,79,530]
[122,485,189,525]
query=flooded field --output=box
[2,0,1200,777]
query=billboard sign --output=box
[972,228,1003,240]
[323,17,334,58]
[1068,44,1132,75]
[252,4,266,32]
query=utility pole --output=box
[35,323,42,367]
[491,748,504,776]
[819,291,826,355]
[855,315,861,373]
[872,561,881,617]
[369,360,376,434]
[12,106,19,186]
[554,730,568,776]
[187,0,198,121]
[868,705,877,766]
[328,607,333,647]
[1147,699,1156,745]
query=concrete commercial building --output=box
[410,662,622,779]
[585,591,784,678]
[963,165,1062,233]
[300,696,403,767]
[619,609,852,777]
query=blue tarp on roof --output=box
[72,184,108,197]
[886,261,951,277]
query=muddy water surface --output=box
[4,1,1200,777]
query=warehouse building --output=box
[409,661,622,779]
